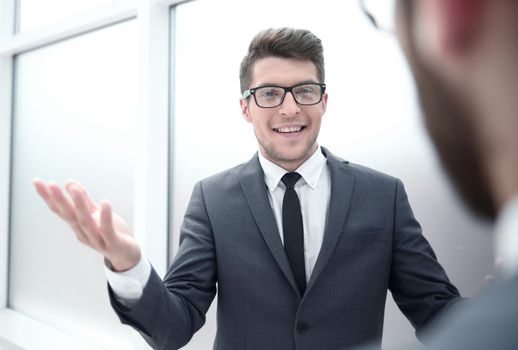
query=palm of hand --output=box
[33,179,141,272]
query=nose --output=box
[279,91,301,116]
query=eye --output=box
[258,88,282,98]
[294,85,317,97]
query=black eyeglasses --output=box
[243,83,326,109]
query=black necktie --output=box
[281,172,306,295]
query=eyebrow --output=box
[254,79,319,89]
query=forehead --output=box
[251,57,319,86]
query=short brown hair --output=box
[239,27,325,94]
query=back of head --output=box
[396,0,518,219]
[239,27,325,94]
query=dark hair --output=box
[239,27,325,94]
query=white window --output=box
[0,0,178,348]
[17,0,134,33]
[10,19,139,349]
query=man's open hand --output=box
[33,179,141,272]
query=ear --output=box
[240,98,252,123]
[424,0,484,54]
[321,92,328,114]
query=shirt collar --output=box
[258,146,327,192]
[495,194,518,279]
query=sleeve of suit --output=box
[108,181,217,349]
[389,179,462,338]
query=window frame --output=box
[0,0,188,348]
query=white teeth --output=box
[275,126,302,133]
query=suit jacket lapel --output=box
[306,147,355,293]
[239,154,300,295]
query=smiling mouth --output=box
[273,126,306,133]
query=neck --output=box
[466,23,518,212]
[483,136,518,211]
[474,79,518,210]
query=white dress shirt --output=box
[495,195,518,279]
[257,146,330,282]
[105,146,331,304]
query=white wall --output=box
[171,0,494,349]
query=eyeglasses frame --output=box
[242,82,327,109]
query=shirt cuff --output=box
[104,256,151,303]
[495,195,518,279]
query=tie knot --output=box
[281,172,301,189]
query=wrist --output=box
[105,251,141,272]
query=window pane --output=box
[9,20,139,349]
[17,0,133,33]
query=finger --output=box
[69,187,105,249]
[100,200,116,242]
[32,179,61,214]
[47,182,96,246]
[69,221,93,246]
[34,179,93,244]
[48,182,79,223]
[65,180,98,212]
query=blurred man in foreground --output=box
[364,0,518,348]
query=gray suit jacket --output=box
[109,147,460,350]
[356,275,518,350]
[421,274,518,350]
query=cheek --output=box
[250,112,273,130]
[309,111,324,127]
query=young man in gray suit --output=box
[33,28,460,349]
[362,0,518,349]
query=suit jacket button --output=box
[296,321,309,334]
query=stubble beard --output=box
[257,131,319,169]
